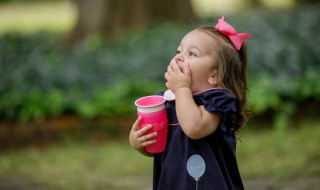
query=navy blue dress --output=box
[153,88,244,190]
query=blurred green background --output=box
[0,0,319,189]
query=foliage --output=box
[242,7,320,130]
[0,24,184,121]
[0,6,320,123]
[243,8,320,113]
[0,122,319,189]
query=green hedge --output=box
[0,6,319,123]
[242,8,320,114]
[0,25,183,121]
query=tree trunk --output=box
[247,0,263,8]
[295,0,320,5]
[64,0,196,47]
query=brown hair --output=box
[197,26,251,132]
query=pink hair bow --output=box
[214,16,251,50]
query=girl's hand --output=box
[129,116,157,151]
[165,61,191,93]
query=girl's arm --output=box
[165,62,220,139]
[175,87,220,139]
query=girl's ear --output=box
[208,70,218,86]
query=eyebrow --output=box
[177,44,203,55]
[188,45,203,54]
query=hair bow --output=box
[214,16,251,50]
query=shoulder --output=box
[194,88,237,117]
[193,88,236,105]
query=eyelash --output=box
[175,50,197,57]
[189,52,197,57]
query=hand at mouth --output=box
[177,64,184,73]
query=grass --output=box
[238,120,320,179]
[0,140,153,190]
[0,1,76,34]
[0,120,319,189]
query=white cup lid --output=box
[164,89,175,101]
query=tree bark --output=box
[64,0,196,47]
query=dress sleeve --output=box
[196,90,238,132]
[157,91,165,96]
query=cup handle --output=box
[152,120,168,131]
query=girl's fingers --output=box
[167,65,173,74]
[164,72,169,80]
[132,116,142,131]
[171,62,179,71]
[138,124,152,136]
[138,131,157,142]
[168,60,177,72]
[130,119,157,149]
[140,139,157,147]
[184,62,191,77]
[138,131,157,145]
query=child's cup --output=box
[135,95,168,153]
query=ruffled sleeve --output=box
[194,89,238,133]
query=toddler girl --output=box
[129,16,251,190]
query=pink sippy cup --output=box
[135,95,168,153]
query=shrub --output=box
[243,8,320,114]
[0,6,319,125]
[0,24,183,121]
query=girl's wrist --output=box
[175,87,191,96]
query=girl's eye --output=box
[175,50,181,55]
[189,51,197,57]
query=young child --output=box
[129,16,251,190]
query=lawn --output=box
[238,120,320,179]
[0,139,153,190]
[0,1,75,34]
[0,120,319,189]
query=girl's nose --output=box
[175,54,184,63]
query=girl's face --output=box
[171,29,218,93]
